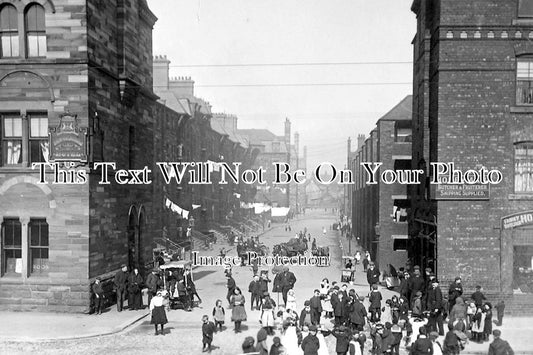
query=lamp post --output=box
[188,216,195,260]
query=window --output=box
[29,218,48,275]
[0,4,19,58]
[25,4,46,57]
[1,113,22,165]
[29,113,49,163]
[517,59,533,104]
[515,142,533,193]
[519,0,533,17]
[0,112,48,166]
[1,218,22,276]
[395,121,412,142]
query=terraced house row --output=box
[0,0,262,312]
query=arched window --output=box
[0,4,19,58]
[25,3,46,57]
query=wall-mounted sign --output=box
[432,183,490,200]
[502,211,533,230]
[49,113,88,162]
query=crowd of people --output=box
[91,220,516,355]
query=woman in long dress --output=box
[149,291,168,335]
[230,288,247,333]
[128,268,143,310]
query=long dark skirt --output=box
[128,289,143,310]
[151,305,168,325]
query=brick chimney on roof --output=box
[169,76,195,98]
[153,55,170,91]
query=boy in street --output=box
[202,315,216,352]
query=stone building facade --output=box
[0,0,254,312]
[351,96,412,270]
[410,0,533,312]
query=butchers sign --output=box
[49,113,88,162]
[502,211,533,230]
[432,183,490,200]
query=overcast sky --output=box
[147,0,416,169]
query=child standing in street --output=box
[368,284,383,323]
[212,299,225,331]
[202,315,216,352]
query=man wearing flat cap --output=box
[426,279,444,336]
[114,264,128,311]
[279,267,297,306]
[489,330,514,355]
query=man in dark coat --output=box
[488,329,514,355]
[408,268,425,309]
[146,268,162,305]
[279,267,297,305]
[226,273,236,304]
[114,264,128,312]
[426,279,444,336]
[301,324,320,355]
[248,275,262,310]
[366,262,380,290]
[399,271,411,302]
[448,276,463,311]
[309,289,323,325]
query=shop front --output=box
[501,211,533,295]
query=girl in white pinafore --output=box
[282,318,303,355]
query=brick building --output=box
[410,0,533,311]
[0,0,254,312]
[351,96,412,270]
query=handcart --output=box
[160,260,194,310]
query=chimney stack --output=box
[153,55,170,91]
[284,118,291,146]
[357,134,365,149]
[168,76,195,98]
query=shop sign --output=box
[502,211,533,230]
[432,183,490,200]
[49,113,88,162]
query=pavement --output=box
[0,212,532,355]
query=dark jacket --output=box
[410,336,433,355]
[471,290,486,307]
[300,309,313,327]
[249,280,262,295]
[146,273,161,293]
[369,290,382,309]
[92,282,104,296]
[301,334,320,355]
[333,295,349,317]
[309,295,322,312]
[227,277,236,293]
[280,271,297,289]
[426,286,443,312]
[202,321,216,342]
[447,282,463,302]
[488,338,514,355]
[128,272,143,293]
[349,299,367,325]
[367,268,380,286]
[114,270,128,290]
[408,276,425,298]
[332,328,351,352]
